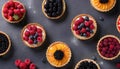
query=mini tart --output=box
[90,0,116,12]
[116,15,120,33]
[46,41,71,67]
[0,31,11,56]
[75,59,100,69]
[2,0,26,23]
[21,23,46,48]
[42,0,66,19]
[71,14,97,40]
[97,35,120,60]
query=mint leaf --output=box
[13,14,19,20]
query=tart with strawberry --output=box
[71,14,97,40]
[46,41,71,67]
[2,0,26,23]
[116,15,120,33]
[42,0,66,19]
[97,35,120,60]
[0,31,11,56]
[21,23,46,48]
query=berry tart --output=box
[0,31,11,56]
[116,15,120,33]
[90,0,116,12]
[21,23,46,48]
[2,0,26,23]
[46,41,71,67]
[75,59,100,69]
[42,0,66,19]
[97,35,120,60]
[71,14,97,40]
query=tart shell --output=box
[116,15,120,33]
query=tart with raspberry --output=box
[2,0,26,23]
[116,15,120,33]
[21,23,46,48]
[71,14,97,40]
[46,41,71,67]
[90,0,116,12]
[42,0,66,19]
[0,31,11,56]
[75,59,100,69]
[97,35,120,60]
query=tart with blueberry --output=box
[116,15,120,33]
[97,35,120,60]
[2,0,26,23]
[71,14,97,40]
[90,0,116,12]
[21,23,46,48]
[46,41,71,67]
[42,0,66,19]
[0,31,11,56]
[75,59,100,69]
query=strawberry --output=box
[15,59,22,67]
[24,59,31,66]
[37,37,43,42]
[28,39,34,44]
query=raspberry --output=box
[19,62,27,69]
[80,28,86,33]
[90,24,95,30]
[88,20,93,25]
[8,10,14,16]
[20,9,26,14]
[23,36,29,41]
[38,33,42,37]
[4,3,9,8]
[28,39,34,44]
[86,32,90,37]
[116,63,120,68]
[32,25,37,32]
[24,59,31,66]
[13,9,18,14]
[85,21,90,27]
[4,13,8,19]
[75,30,80,35]
[37,37,43,42]
[17,4,23,9]
[8,16,13,21]
[25,31,30,36]
[37,28,42,33]
[15,59,22,67]
[102,48,107,52]
[30,30,36,35]
[72,25,78,31]
[78,17,84,23]
[27,25,33,30]
[30,63,36,69]
[8,0,15,7]
[3,8,8,13]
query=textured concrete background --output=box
[0,0,120,69]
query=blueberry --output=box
[34,40,38,44]
[83,33,87,37]
[29,35,34,40]
[49,3,53,8]
[99,17,104,21]
[90,30,94,33]
[84,16,89,21]
[34,33,38,39]
[53,7,57,12]
[79,23,85,28]
[53,2,57,6]
[80,33,83,36]
[99,0,108,3]
[86,27,90,32]
[56,11,61,15]
[48,8,52,12]
[52,12,56,17]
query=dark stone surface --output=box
[0,0,120,69]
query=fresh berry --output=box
[85,21,90,26]
[29,63,36,69]
[15,59,22,67]
[84,16,89,21]
[3,8,8,13]
[24,59,31,65]
[19,62,27,69]
[80,28,86,33]
[4,13,8,18]
[75,30,80,35]
[30,30,36,35]
[37,37,43,42]
[25,31,30,36]
[79,17,84,23]
[88,20,93,25]
[32,26,37,32]
[73,25,78,31]
[37,28,42,33]
[23,36,29,41]
[17,4,23,9]
[90,24,95,29]
[8,16,13,21]
[28,39,34,44]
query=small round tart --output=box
[90,0,116,12]
[97,35,120,60]
[0,31,11,56]
[75,59,100,69]
[116,15,120,33]
[2,0,26,23]
[46,41,71,67]
[42,0,66,19]
[21,23,46,48]
[71,14,97,40]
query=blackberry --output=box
[54,50,64,60]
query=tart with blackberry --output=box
[97,35,120,60]
[90,0,116,12]
[42,0,66,19]
[46,41,71,67]
[71,14,97,40]
[0,31,11,56]
[2,0,26,23]
[21,23,46,48]
[116,15,120,33]
[75,59,100,69]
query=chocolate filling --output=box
[54,50,64,60]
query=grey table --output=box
[0,0,120,69]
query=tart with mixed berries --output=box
[116,15,120,33]
[46,41,71,67]
[90,0,116,12]
[21,23,46,48]
[71,14,97,40]
[75,59,100,69]
[0,31,11,56]
[42,0,66,19]
[2,0,26,23]
[97,35,120,60]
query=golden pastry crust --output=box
[46,41,71,67]
[71,14,97,40]
[42,0,66,19]
[97,35,120,60]
[90,0,116,12]
[2,1,26,23]
[116,15,120,33]
[21,23,46,48]
[0,31,11,56]
[75,59,100,69]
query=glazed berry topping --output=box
[72,16,95,37]
[44,0,63,17]
[99,0,109,3]
[54,50,64,60]
[98,37,120,58]
[77,61,98,69]
[2,0,26,21]
[23,25,43,45]
[0,33,9,53]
